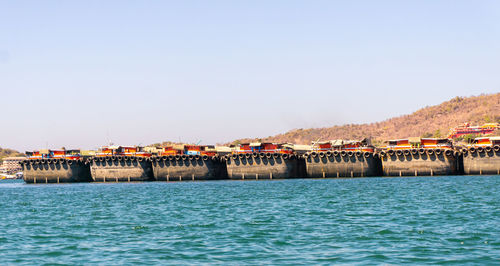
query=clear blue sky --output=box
[1,0,499,152]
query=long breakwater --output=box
[19,148,500,183]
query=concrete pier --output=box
[304,151,381,178]
[463,149,500,175]
[151,155,227,181]
[23,147,500,184]
[381,149,458,176]
[90,157,153,182]
[226,153,305,180]
[21,159,92,183]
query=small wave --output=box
[375,229,395,235]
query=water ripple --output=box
[0,176,499,264]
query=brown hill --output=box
[232,93,500,145]
[0,147,24,163]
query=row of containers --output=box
[19,136,500,184]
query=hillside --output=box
[0,147,25,163]
[232,93,500,145]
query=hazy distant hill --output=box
[0,147,24,163]
[233,93,500,145]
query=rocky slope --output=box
[232,93,500,145]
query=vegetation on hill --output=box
[232,93,500,145]
[148,141,187,147]
[0,148,25,163]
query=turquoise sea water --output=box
[0,176,499,265]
